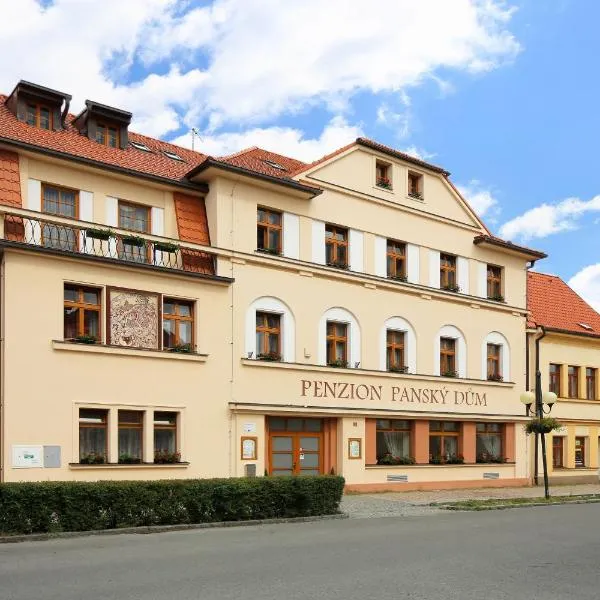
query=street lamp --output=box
[520,387,558,499]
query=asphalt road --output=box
[1,505,599,600]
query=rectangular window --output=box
[408,171,423,199]
[549,364,561,395]
[96,123,119,148]
[476,423,503,463]
[568,366,579,398]
[429,421,460,463]
[325,224,348,268]
[118,201,150,263]
[440,253,457,290]
[375,161,392,189]
[326,321,348,366]
[552,436,564,468]
[79,408,108,463]
[440,337,456,376]
[42,184,78,251]
[386,330,406,372]
[64,285,101,342]
[256,207,282,254]
[118,410,143,464]
[163,299,194,351]
[255,311,281,360]
[153,411,179,462]
[375,420,412,464]
[575,437,586,467]
[487,265,503,299]
[386,239,406,280]
[487,344,502,380]
[586,368,597,400]
[26,103,52,130]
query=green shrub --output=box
[0,476,345,535]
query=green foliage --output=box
[153,450,182,464]
[154,241,179,253]
[0,476,345,535]
[74,334,98,344]
[328,359,349,368]
[377,454,415,465]
[525,417,562,435]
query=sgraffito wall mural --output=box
[108,288,159,349]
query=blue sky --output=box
[1,0,599,307]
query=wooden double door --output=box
[268,417,323,476]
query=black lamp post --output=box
[520,374,558,500]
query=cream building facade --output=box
[0,80,548,490]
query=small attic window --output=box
[96,123,119,148]
[262,159,286,171]
[163,150,184,162]
[578,322,593,331]
[130,141,151,152]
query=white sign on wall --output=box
[12,445,43,468]
[243,423,257,434]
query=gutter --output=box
[0,137,209,194]
[186,158,323,197]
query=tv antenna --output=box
[191,128,201,151]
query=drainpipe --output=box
[60,95,72,129]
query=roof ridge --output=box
[218,146,259,160]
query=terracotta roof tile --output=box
[219,147,307,180]
[173,192,210,245]
[0,149,22,207]
[527,271,600,337]
[0,95,207,185]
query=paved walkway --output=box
[341,482,600,518]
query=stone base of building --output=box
[548,471,599,485]
[345,477,530,493]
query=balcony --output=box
[0,209,223,279]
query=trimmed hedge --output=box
[0,475,345,535]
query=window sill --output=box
[373,185,394,194]
[52,340,208,362]
[69,462,190,469]
[406,194,425,203]
[365,462,515,469]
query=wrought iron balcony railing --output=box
[2,212,216,276]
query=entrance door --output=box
[268,417,323,476]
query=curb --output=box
[439,498,600,511]
[0,513,348,544]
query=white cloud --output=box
[458,179,500,220]
[499,196,600,241]
[170,116,363,162]
[0,0,521,141]
[568,265,600,313]
[400,146,436,162]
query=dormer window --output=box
[96,123,119,148]
[130,141,151,152]
[408,171,423,199]
[376,161,392,190]
[163,150,184,162]
[26,103,52,130]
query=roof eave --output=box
[473,235,547,260]
[540,327,600,341]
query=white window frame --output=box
[482,331,510,381]
[245,296,295,362]
[434,325,467,378]
[318,307,361,367]
[379,316,417,373]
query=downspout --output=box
[60,95,72,129]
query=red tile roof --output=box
[0,149,22,207]
[0,95,207,185]
[219,146,307,179]
[527,271,600,337]
[173,192,210,245]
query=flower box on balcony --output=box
[85,228,112,241]
[257,352,282,362]
[328,359,349,369]
[122,235,146,247]
[441,284,461,293]
[154,241,179,253]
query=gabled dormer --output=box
[72,100,131,150]
[5,80,71,131]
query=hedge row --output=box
[0,475,345,535]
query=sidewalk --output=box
[341,483,600,518]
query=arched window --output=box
[379,316,417,374]
[318,307,361,368]
[482,332,510,381]
[434,325,467,378]
[245,297,295,362]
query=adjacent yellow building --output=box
[0,80,561,491]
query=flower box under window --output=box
[327,261,349,270]
[388,365,409,374]
[377,453,415,465]
[408,191,423,200]
[487,373,503,382]
[257,351,282,362]
[442,370,458,378]
[441,284,460,293]
[376,177,393,190]
[328,359,349,369]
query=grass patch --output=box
[434,494,600,511]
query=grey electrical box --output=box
[43,446,61,468]
[244,464,257,477]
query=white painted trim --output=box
[429,250,440,288]
[407,244,420,284]
[311,220,325,265]
[245,297,295,362]
[26,179,41,212]
[434,325,467,378]
[379,317,417,373]
[151,207,164,236]
[283,212,299,259]
[79,191,94,253]
[374,236,387,278]
[457,256,469,295]
[349,229,364,272]
[482,331,510,381]
[476,262,487,298]
[105,196,118,227]
[318,307,361,367]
